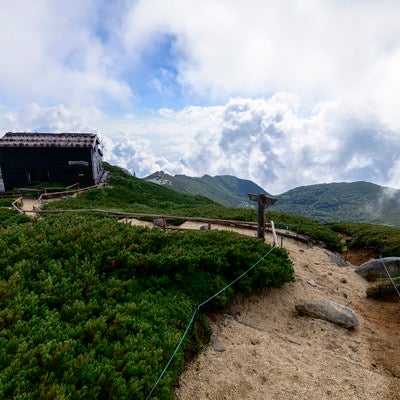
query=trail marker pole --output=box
[248,193,277,241]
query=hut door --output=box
[75,166,90,187]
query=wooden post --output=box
[270,220,279,247]
[248,193,277,241]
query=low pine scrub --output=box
[330,222,400,257]
[0,214,293,399]
[0,208,31,228]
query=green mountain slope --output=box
[145,172,400,225]
[145,171,269,207]
[273,181,400,225]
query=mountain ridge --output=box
[145,172,400,225]
[145,171,270,208]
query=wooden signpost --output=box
[248,193,277,241]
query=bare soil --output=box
[171,222,400,400]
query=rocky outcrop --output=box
[355,257,400,281]
[295,299,359,329]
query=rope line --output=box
[379,257,400,299]
[145,307,199,400]
[197,247,275,308]
[145,246,276,400]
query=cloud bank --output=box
[3,96,397,195]
[1,1,400,193]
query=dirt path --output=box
[19,198,40,217]
[168,224,400,400]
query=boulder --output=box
[210,334,226,352]
[355,257,400,281]
[295,299,359,329]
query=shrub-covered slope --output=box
[0,214,293,399]
[274,181,400,225]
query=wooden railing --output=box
[33,207,298,245]
[0,192,20,199]
[11,197,24,213]
[34,207,311,244]
[66,183,80,190]
[37,183,106,209]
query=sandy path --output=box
[172,226,400,400]
[19,198,40,217]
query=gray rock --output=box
[153,218,165,228]
[295,299,359,329]
[324,250,348,267]
[355,257,400,281]
[210,334,226,352]
[199,225,209,231]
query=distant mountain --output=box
[273,181,400,225]
[145,171,270,207]
[145,173,400,225]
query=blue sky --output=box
[1,0,400,194]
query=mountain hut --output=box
[0,132,104,191]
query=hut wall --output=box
[0,147,96,190]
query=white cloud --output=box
[387,159,400,189]
[0,103,102,133]
[2,1,400,123]
[122,1,400,107]
[0,1,132,107]
[101,135,182,178]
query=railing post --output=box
[248,193,277,241]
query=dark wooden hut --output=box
[0,132,104,191]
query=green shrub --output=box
[0,208,31,228]
[330,222,400,256]
[0,214,293,399]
